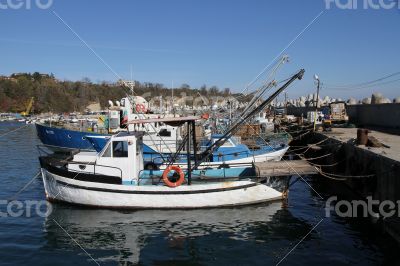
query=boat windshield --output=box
[101,141,128,157]
[213,138,234,147]
[102,144,112,157]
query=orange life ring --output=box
[162,166,185,188]
[135,104,146,113]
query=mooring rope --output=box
[299,153,333,161]
[0,123,30,139]
[316,168,347,181]
[284,128,312,135]
[316,167,375,180]
[290,130,312,140]
[290,142,345,148]
[306,159,344,168]
[290,135,329,150]
[289,146,311,153]
[8,171,41,201]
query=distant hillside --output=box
[0,72,247,113]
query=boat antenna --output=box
[130,64,134,96]
[171,80,174,114]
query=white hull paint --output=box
[41,169,283,209]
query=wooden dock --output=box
[255,160,318,177]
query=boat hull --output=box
[35,122,108,152]
[41,168,284,209]
[35,123,158,155]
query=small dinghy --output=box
[39,124,289,209]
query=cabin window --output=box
[136,139,141,156]
[212,139,233,147]
[113,141,128,157]
[102,144,112,157]
[158,129,171,137]
[221,140,233,147]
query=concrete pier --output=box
[319,128,400,163]
[310,128,400,202]
[297,127,400,242]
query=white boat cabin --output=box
[108,97,182,153]
[68,132,144,185]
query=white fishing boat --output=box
[39,69,305,209]
[39,118,289,209]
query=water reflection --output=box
[43,202,316,265]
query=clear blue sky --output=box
[1,0,399,100]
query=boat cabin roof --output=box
[128,116,201,127]
[111,131,145,141]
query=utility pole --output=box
[227,100,232,125]
[284,91,288,116]
[130,64,134,96]
[313,75,321,131]
[171,80,174,113]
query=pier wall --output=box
[309,133,400,203]
[304,131,400,242]
[286,107,314,118]
[346,103,400,129]
[287,103,400,129]
[291,129,400,243]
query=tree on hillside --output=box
[209,86,219,96]
[223,88,231,96]
[0,73,232,113]
[200,85,207,96]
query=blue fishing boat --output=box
[200,134,288,162]
[35,122,109,152]
[35,121,288,170]
[35,96,181,154]
[75,130,288,169]
[35,123,166,169]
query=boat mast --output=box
[186,121,192,185]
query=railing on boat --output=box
[37,145,123,179]
[135,161,262,184]
[61,161,123,179]
[144,145,285,166]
